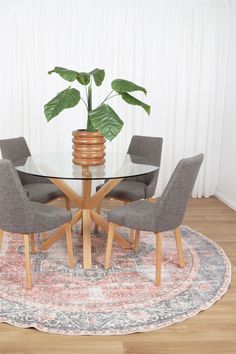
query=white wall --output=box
[216,0,236,210]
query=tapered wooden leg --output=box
[0,229,4,252]
[82,178,92,269]
[65,223,75,268]
[83,209,92,269]
[134,230,140,251]
[81,219,83,236]
[65,196,71,211]
[24,234,31,290]
[105,222,116,269]
[94,200,102,233]
[30,233,36,254]
[156,233,162,286]
[130,229,135,245]
[174,227,185,267]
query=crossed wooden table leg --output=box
[40,174,132,268]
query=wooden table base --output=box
[40,176,132,268]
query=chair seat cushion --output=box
[108,200,157,232]
[23,183,64,203]
[30,202,72,232]
[96,180,146,201]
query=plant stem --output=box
[87,82,92,112]
[81,97,88,110]
[85,86,88,105]
[100,90,114,105]
[87,80,96,131]
[103,93,119,102]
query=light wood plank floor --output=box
[0,197,235,354]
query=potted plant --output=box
[44,67,150,166]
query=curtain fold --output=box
[0,0,229,196]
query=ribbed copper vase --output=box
[72,130,106,166]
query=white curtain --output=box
[0,0,229,197]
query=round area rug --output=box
[0,214,231,335]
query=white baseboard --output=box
[215,191,236,211]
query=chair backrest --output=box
[156,154,204,232]
[0,159,34,233]
[0,137,31,162]
[0,137,45,185]
[127,135,163,188]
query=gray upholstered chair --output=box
[96,135,163,202]
[0,137,70,208]
[105,154,204,285]
[0,160,74,289]
[95,135,163,236]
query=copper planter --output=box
[72,130,106,166]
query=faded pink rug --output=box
[0,216,231,335]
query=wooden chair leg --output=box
[156,232,162,286]
[174,227,185,267]
[24,234,31,290]
[30,233,36,254]
[105,222,116,269]
[94,200,102,233]
[65,223,75,269]
[65,196,71,211]
[134,230,140,251]
[0,229,4,252]
[81,219,83,235]
[130,229,135,245]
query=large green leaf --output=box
[77,72,90,85]
[48,66,90,85]
[89,68,105,86]
[111,79,147,95]
[121,93,151,115]
[48,67,78,82]
[44,87,80,121]
[89,104,124,141]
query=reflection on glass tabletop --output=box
[15,153,159,180]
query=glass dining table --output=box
[15,152,159,269]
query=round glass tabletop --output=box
[15,153,159,180]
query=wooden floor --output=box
[0,197,235,354]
